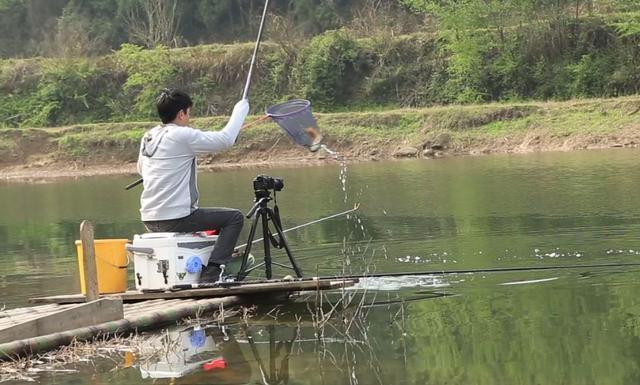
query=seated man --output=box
[138,88,249,283]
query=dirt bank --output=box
[2,96,639,182]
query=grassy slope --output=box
[1,95,639,174]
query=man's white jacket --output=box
[137,100,249,221]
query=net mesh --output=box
[266,99,321,149]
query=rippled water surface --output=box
[1,149,640,384]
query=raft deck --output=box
[29,278,355,304]
[0,278,357,359]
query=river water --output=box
[1,149,640,384]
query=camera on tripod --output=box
[253,175,284,196]
[237,174,303,281]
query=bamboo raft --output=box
[0,221,358,359]
[28,278,355,304]
[0,278,357,359]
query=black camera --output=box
[253,175,284,192]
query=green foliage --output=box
[568,54,615,97]
[399,0,640,103]
[1,6,640,128]
[295,30,367,109]
[57,133,89,158]
[114,44,177,120]
[609,11,640,37]
[0,0,27,57]
[359,34,447,107]
[0,58,116,127]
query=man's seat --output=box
[127,231,250,291]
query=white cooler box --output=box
[129,232,218,291]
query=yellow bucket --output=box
[75,239,129,294]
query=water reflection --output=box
[137,323,298,384]
[3,151,640,384]
[128,285,455,385]
[132,303,380,384]
[3,152,640,308]
[3,266,640,385]
[137,325,248,381]
[124,265,640,385]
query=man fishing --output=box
[137,88,249,283]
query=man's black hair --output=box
[157,88,193,124]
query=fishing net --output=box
[266,99,323,151]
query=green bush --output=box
[1,59,98,127]
[114,44,177,120]
[295,30,369,109]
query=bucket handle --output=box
[95,252,130,270]
[89,244,144,270]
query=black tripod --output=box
[236,189,303,281]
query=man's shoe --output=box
[200,263,225,284]
[224,252,255,276]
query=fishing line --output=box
[236,204,359,249]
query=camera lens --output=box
[273,178,284,191]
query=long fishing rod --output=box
[206,261,640,287]
[236,204,359,249]
[243,0,270,100]
[319,261,640,280]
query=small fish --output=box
[305,127,323,152]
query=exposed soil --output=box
[2,127,638,183]
[3,97,640,182]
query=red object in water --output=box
[203,357,227,371]
[203,229,219,236]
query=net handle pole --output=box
[242,0,270,100]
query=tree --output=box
[126,0,181,48]
[0,0,28,57]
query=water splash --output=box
[319,144,339,158]
[317,144,374,275]
[320,144,349,204]
[351,275,451,291]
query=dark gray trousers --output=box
[143,207,244,266]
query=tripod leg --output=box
[267,208,303,278]
[262,210,273,279]
[236,210,262,281]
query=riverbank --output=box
[2,96,639,182]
